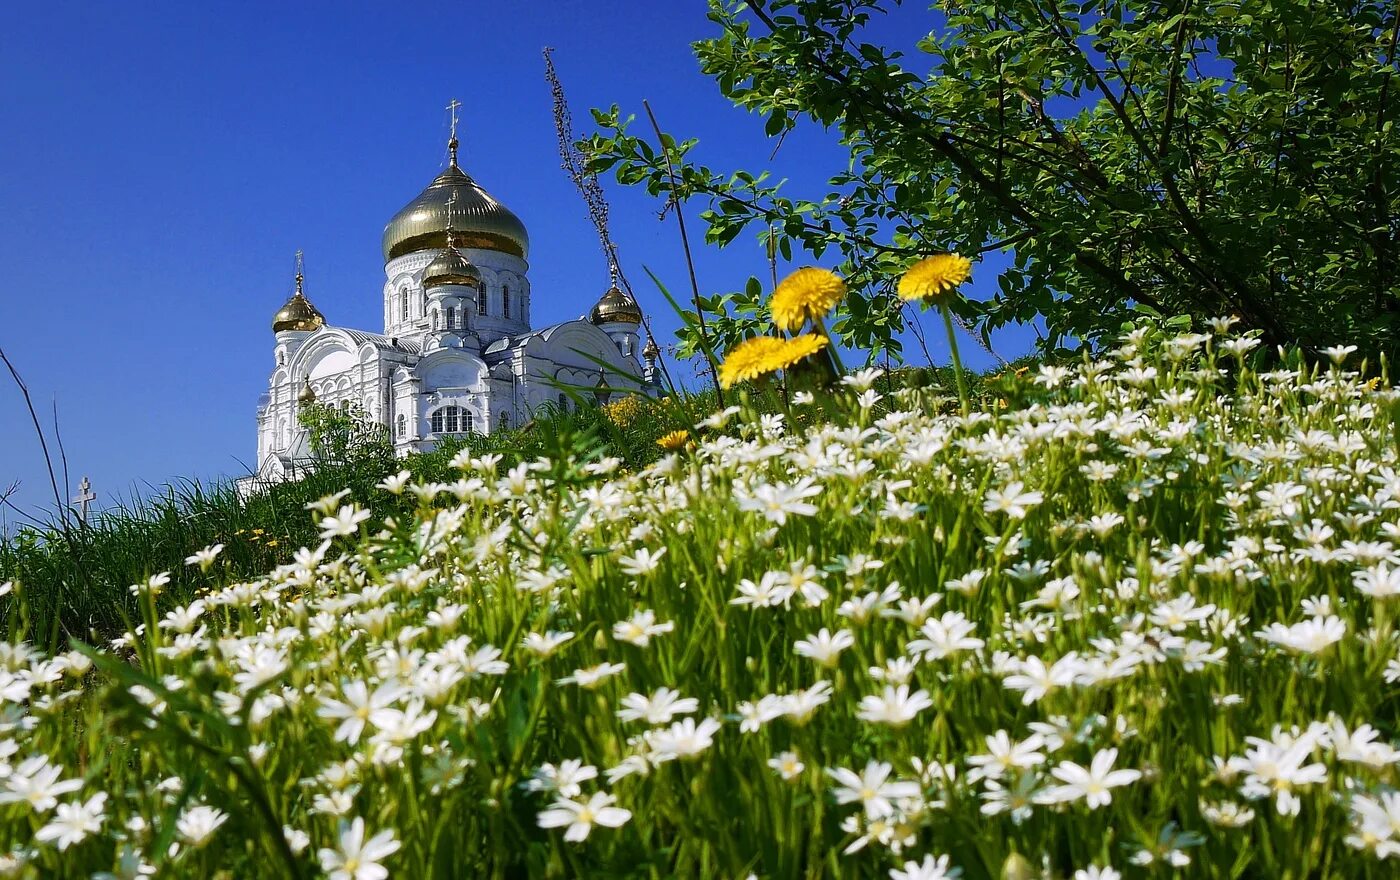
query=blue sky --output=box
[0,0,1035,524]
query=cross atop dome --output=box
[446,98,463,167]
[381,114,530,261]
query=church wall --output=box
[384,249,531,346]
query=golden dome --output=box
[382,145,529,262]
[297,380,316,404]
[422,232,483,288]
[643,336,660,359]
[272,271,325,333]
[590,285,642,325]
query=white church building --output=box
[247,131,661,484]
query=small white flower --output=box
[319,504,372,539]
[1038,748,1141,809]
[618,547,667,577]
[522,631,574,657]
[616,688,699,725]
[377,470,413,494]
[318,817,400,880]
[34,791,107,850]
[612,610,674,647]
[984,481,1044,520]
[889,854,961,880]
[826,760,921,819]
[557,662,626,689]
[794,628,855,667]
[768,750,805,781]
[537,792,632,842]
[184,544,224,571]
[856,685,932,727]
[176,805,228,848]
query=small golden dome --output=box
[643,336,660,359]
[297,380,316,404]
[590,285,642,325]
[422,233,483,289]
[382,145,529,262]
[272,284,325,333]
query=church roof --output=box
[422,232,483,289]
[589,284,642,325]
[381,139,529,262]
[340,329,422,354]
[272,267,324,333]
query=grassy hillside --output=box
[1,324,1399,877]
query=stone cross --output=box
[72,476,96,524]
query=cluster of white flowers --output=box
[2,322,1399,876]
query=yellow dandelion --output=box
[656,429,691,450]
[897,253,972,301]
[770,267,846,331]
[718,334,829,389]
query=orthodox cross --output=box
[72,476,96,524]
[446,98,462,164]
[294,249,305,293]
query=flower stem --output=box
[939,301,970,416]
[811,315,846,377]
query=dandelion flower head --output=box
[718,335,829,390]
[770,267,846,331]
[898,253,972,301]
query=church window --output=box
[478,290,487,316]
[499,412,511,430]
[431,309,439,331]
[429,405,465,434]
[557,393,568,410]
[465,412,476,433]
[446,307,455,329]
[400,287,409,318]
[396,414,406,438]
[502,285,510,318]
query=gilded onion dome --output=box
[590,284,643,325]
[422,230,483,288]
[272,270,325,333]
[297,380,316,405]
[643,336,660,359]
[382,138,529,262]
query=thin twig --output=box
[643,99,725,405]
[0,345,67,527]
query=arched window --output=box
[431,309,439,331]
[430,405,465,434]
[465,411,476,434]
[499,412,511,430]
[446,306,456,329]
[396,414,406,438]
[502,285,510,318]
[478,290,487,316]
[421,290,428,316]
[400,287,409,318]
[339,400,351,411]
[557,393,568,410]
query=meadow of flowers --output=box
[2,320,1400,878]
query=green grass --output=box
[0,391,722,644]
[2,323,1399,877]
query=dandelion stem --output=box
[939,301,970,415]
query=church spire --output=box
[446,98,462,168]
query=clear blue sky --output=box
[0,0,1035,524]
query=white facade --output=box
[247,137,659,485]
